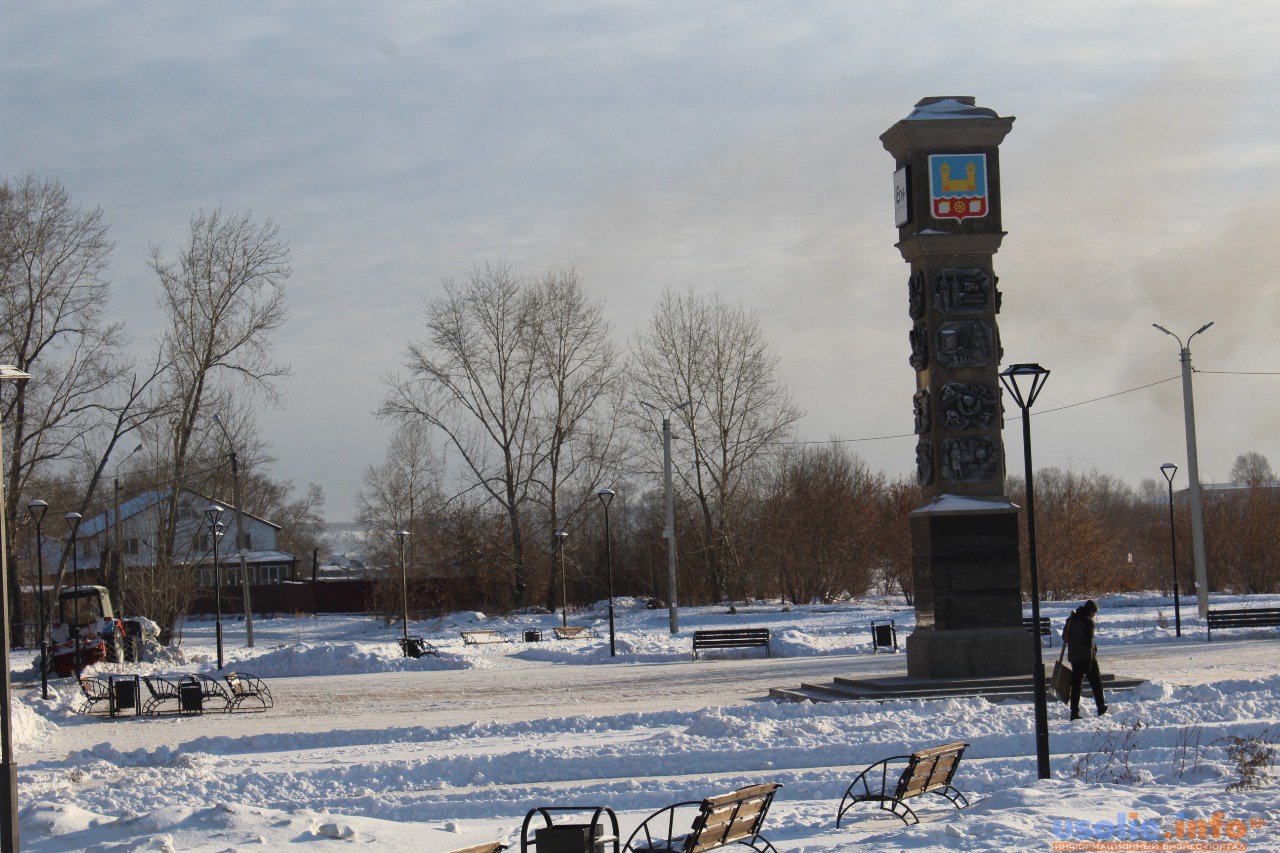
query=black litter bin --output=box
[871,619,897,653]
[524,629,543,643]
[180,679,203,713]
[111,677,137,715]
[522,806,619,853]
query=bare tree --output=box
[0,173,126,636]
[1230,452,1274,487]
[631,288,802,602]
[528,269,626,609]
[146,207,291,642]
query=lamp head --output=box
[28,499,48,524]
[213,521,225,538]
[394,529,410,543]
[596,488,615,508]
[65,511,82,533]
[1160,462,1178,484]
[998,363,1050,411]
[205,504,224,526]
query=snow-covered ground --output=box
[11,594,1280,851]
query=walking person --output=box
[1064,599,1107,720]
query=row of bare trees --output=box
[366,258,1280,616]
[1,173,324,643]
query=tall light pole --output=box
[597,488,617,658]
[999,362,1052,781]
[0,365,31,853]
[554,530,569,628]
[1160,462,1182,637]
[1153,323,1212,618]
[395,530,410,655]
[641,400,692,635]
[205,504,225,670]
[211,414,254,647]
[64,512,83,680]
[27,501,48,700]
[112,442,142,616]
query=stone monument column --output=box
[880,97,1034,678]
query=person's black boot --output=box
[1070,710,1082,720]
[1097,704,1108,716]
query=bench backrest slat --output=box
[894,742,967,801]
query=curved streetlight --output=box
[205,504,225,669]
[64,513,83,681]
[1153,322,1212,618]
[596,488,617,658]
[999,362,1051,781]
[26,501,48,700]
[395,530,410,656]
[1160,462,1182,637]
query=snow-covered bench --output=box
[225,671,273,712]
[399,636,439,658]
[553,625,599,640]
[447,842,507,853]
[624,783,781,852]
[836,741,969,827]
[460,629,510,645]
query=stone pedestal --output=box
[906,495,1034,677]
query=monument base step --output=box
[769,666,1144,704]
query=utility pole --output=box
[642,400,692,635]
[212,415,254,647]
[1153,323,1213,618]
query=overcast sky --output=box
[5,2,1279,521]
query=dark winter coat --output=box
[1064,606,1097,666]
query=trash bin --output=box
[180,680,203,713]
[111,677,137,714]
[535,823,607,853]
[524,630,543,643]
[871,620,897,653]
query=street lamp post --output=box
[212,414,254,647]
[205,504,225,670]
[554,530,569,628]
[27,501,48,700]
[999,362,1052,781]
[641,400,692,635]
[597,488,617,657]
[0,363,33,853]
[64,513,83,681]
[1153,322,1213,618]
[395,530,410,655]
[1160,462,1182,637]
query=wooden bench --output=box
[400,636,439,658]
[1206,607,1280,642]
[624,783,781,852]
[553,625,600,640]
[77,676,112,715]
[836,741,969,827]
[448,842,507,853]
[1023,616,1052,646]
[461,629,511,645]
[691,629,770,661]
[225,671,273,712]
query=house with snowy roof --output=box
[74,488,299,586]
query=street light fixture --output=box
[999,362,1052,781]
[596,488,617,658]
[205,504,226,670]
[64,512,84,682]
[211,414,254,647]
[1153,322,1213,618]
[0,362,33,853]
[1160,462,1182,637]
[395,530,410,656]
[640,400,693,635]
[554,530,569,628]
[26,501,49,701]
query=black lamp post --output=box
[27,501,48,700]
[1160,462,1182,637]
[395,529,410,655]
[597,488,617,657]
[999,362,1052,781]
[555,530,569,629]
[64,512,83,680]
[205,504,225,670]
